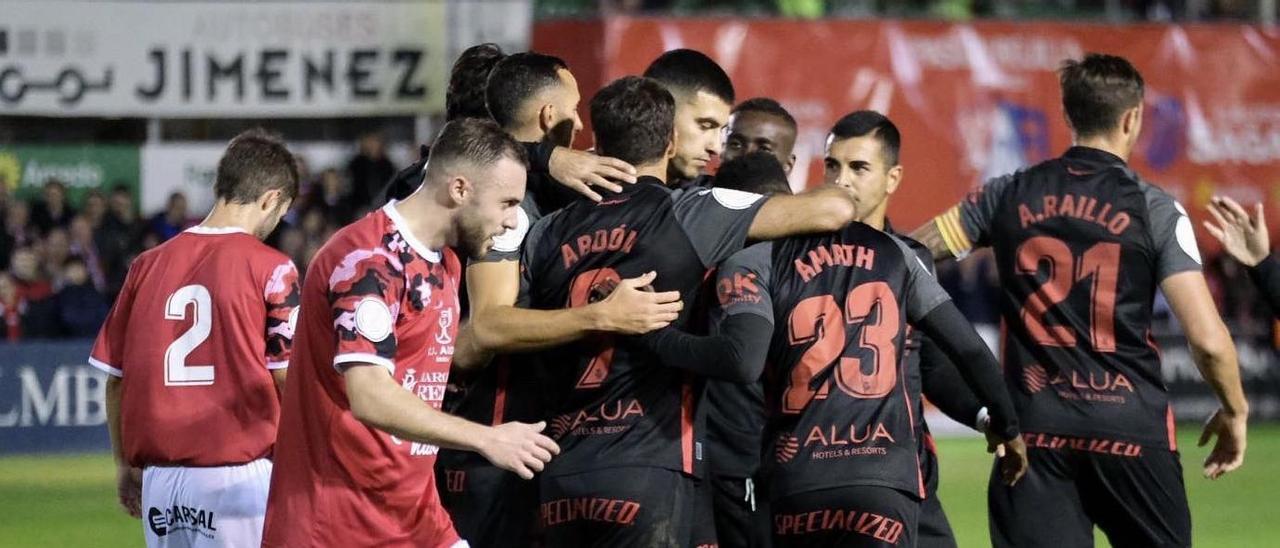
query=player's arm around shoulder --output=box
[343,364,559,479]
[909,173,1016,261]
[456,259,683,367]
[748,185,859,240]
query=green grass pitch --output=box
[1,424,1276,546]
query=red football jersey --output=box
[89,226,300,467]
[263,204,463,548]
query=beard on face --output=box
[547,117,577,149]
[456,206,497,260]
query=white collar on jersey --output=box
[185,225,249,235]
[382,201,442,263]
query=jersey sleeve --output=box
[1142,185,1203,280]
[263,260,301,370]
[931,173,1016,258]
[710,243,775,327]
[673,187,767,267]
[518,211,557,295]
[328,249,405,375]
[476,204,532,264]
[88,262,140,377]
[891,235,952,323]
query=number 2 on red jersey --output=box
[164,284,215,386]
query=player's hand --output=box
[548,147,637,202]
[1199,408,1247,479]
[1204,196,1270,267]
[595,271,683,334]
[480,421,561,480]
[115,465,143,518]
[995,436,1029,486]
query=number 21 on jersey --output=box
[164,284,214,386]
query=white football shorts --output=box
[140,458,272,548]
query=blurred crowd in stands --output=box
[0,130,1270,341]
[0,134,398,341]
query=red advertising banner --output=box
[535,18,1280,250]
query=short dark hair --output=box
[486,52,569,130]
[426,118,529,180]
[715,151,792,195]
[589,76,675,166]
[643,49,734,104]
[829,110,901,166]
[1059,53,1145,138]
[215,129,300,204]
[732,97,797,132]
[446,43,507,122]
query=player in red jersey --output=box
[91,130,301,547]
[262,118,558,548]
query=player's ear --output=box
[665,129,677,160]
[785,153,796,175]
[258,188,283,212]
[1123,103,1143,139]
[539,103,556,134]
[447,175,473,205]
[886,165,903,196]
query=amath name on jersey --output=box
[794,243,878,282]
[1017,193,1132,234]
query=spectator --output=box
[69,215,108,292]
[0,200,33,271]
[30,179,76,235]
[97,185,143,296]
[55,256,109,338]
[0,273,25,342]
[346,133,396,209]
[140,230,162,252]
[10,246,52,301]
[312,168,355,226]
[4,201,35,249]
[41,228,71,288]
[0,270,59,341]
[148,192,192,242]
[81,189,108,229]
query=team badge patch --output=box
[354,298,394,342]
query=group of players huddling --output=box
[92,44,1251,548]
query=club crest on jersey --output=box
[435,308,454,345]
